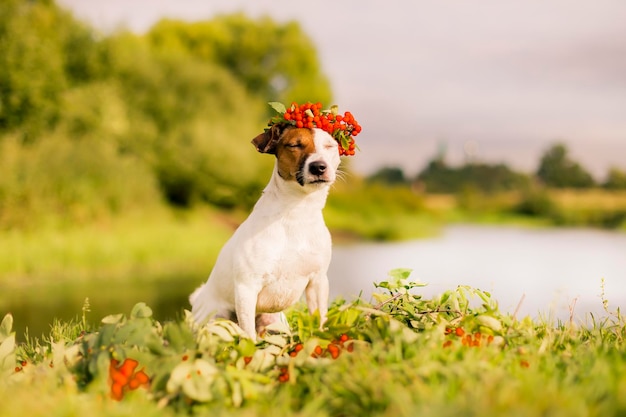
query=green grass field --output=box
[0,207,237,287]
[1,270,625,417]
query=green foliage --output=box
[146,15,332,106]
[0,1,61,137]
[0,314,15,378]
[367,166,408,185]
[513,183,556,218]
[3,271,626,416]
[0,0,332,227]
[416,159,529,194]
[604,167,626,190]
[0,135,160,228]
[325,179,428,240]
[537,143,595,188]
[512,188,626,230]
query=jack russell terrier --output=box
[190,124,341,339]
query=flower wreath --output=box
[266,102,361,156]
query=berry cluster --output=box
[309,333,354,359]
[278,334,354,382]
[109,358,150,401]
[277,366,290,383]
[14,360,29,373]
[443,327,495,348]
[268,102,361,156]
[277,334,354,383]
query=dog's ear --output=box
[251,124,290,154]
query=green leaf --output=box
[268,101,286,114]
[94,323,117,347]
[163,321,196,353]
[101,314,124,324]
[130,302,153,319]
[167,360,218,402]
[0,333,15,375]
[111,319,153,346]
[388,268,413,281]
[263,334,287,348]
[340,134,350,150]
[0,314,13,343]
[476,315,503,332]
[236,338,257,358]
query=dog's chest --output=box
[248,211,331,313]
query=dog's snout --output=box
[309,160,327,176]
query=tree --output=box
[415,157,527,194]
[0,0,105,140]
[536,143,595,188]
[604,167,626,190]
[367,166,407,185]
[146,15,332,107]
[0,3,335,218]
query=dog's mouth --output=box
[310,178,329,184]
[295,157,335,187]
[296,173,330,186]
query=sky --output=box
[57,0,626,179]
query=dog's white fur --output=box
[190,126,340,339]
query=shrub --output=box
[0,135,161,228]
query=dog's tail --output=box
[189,284,212,324]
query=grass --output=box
[422,188,626,231]
[0,206,236,287]
[1,270,625,417]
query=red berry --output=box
[312,345,323,358]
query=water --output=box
[4,275,200,341]
[329,225,626,322]
[4,225,625,340]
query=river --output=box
[329,225,626,322]
[5,225,626,340]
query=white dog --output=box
[190,124,341,339]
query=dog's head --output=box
[252,124,340,188]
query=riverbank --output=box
[2,187,625,290]
[2,187,625,339]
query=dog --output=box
[190,124,341,339]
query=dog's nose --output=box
[309,160,327,176]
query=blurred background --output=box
[1,0,625,339]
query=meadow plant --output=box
[1,270,626,416]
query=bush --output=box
[326,180,425,240]
[513,185,556,218]
[604,167,626,190]
[536,143,595,188]
[0,135,161,228]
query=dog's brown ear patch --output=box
[252,124,290,154]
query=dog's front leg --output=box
[305,276,329,328]
[234,284,259,340]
